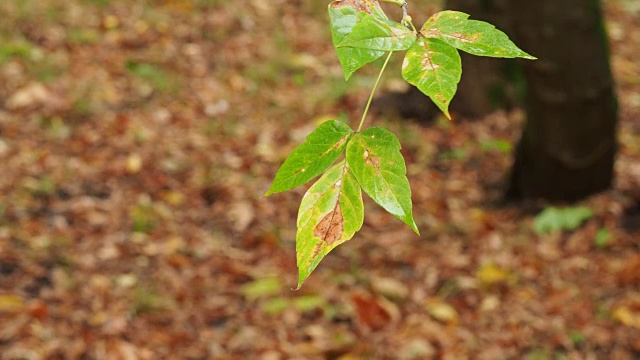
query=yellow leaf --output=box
[161,191,185,206]
[477,263,512,286]
[0,295,24,312]
[426,298,458,324]
[104,16,120,29]
[89,311,109,326]
[126,153,142,174]
[480,295,500,312]
[613,306,640,329]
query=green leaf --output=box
[265,120,353,196]
[328,1,388,80]
[594,227,610,248]
[296,161,364,288]
[293,295,327,312]
[346,127,419,234]
[421,11,536,59]
[533,206,593,235]
[480,139,512,153]
[241,277,282,301]
[262,297,289,315]
[402,37,461,119]
[338,14,416,51]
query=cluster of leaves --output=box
[266,0,534,287]
[330,0,535,117]
[265,121,417,287]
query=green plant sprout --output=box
[265,0,535,288]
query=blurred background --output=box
[0,0,639,358]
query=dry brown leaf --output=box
[6,83,50,109]
[351,291,400,331]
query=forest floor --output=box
[0,0,639,359]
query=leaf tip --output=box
[296,273,308,290]
[512,48,536,60]
[407,219,420,235]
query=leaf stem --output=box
[357,52,393,132]
[401,3,418,33]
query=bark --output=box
[505,0,618,201]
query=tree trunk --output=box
[505,0,618,201]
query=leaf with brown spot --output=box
[329,0,390,79]
[421,11,535,59]
[296,161,363,288]
[329,0,386,19]
[346,128,419,234]
[402,37,461,119]
[364,149,380,169]
[313,203,344,246]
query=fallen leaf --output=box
[127,153,143,173]
[228,200,255,232]
[241,277,282,301]
[0,295,24,312]
[617,254,640,286]
[371,276,410,302]
[28,299,48,320]
[6,83,50,109]
[401,338,436,359]
[477,263,514,286]
[351,291,399,331]
[425,297,458,325]
[613,306,640,329]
